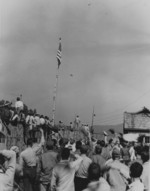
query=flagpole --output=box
[51,38,62,127]
[91,106,95,134]
[52,68,59,127]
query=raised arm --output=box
[0,150,16,182]
[51,168,57,191]
[39,128,45,146]
[19,152,24,175]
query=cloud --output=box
[1,0,150,124]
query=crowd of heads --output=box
[0,98,51,126]
[0,98,150,191]
[0,123,149,191]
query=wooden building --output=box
[123,107,150,143]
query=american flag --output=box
[56,38,62,69]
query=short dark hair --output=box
[130,162,143,178]
[76,141,82,150]
[88,163,101,181]
[143,145,149,153]
[95,145,102,154]
[141,146,149,163]
[59,138,63,146]
[46,140,54,150]
[135,146,142,156]
[100,140,105,147]
[59,138,68,147]
[109,138,113,144]
[141,151,149,163]
[61,148,70,160]
[80,145,88,154]
[0,154,5,165]
[97,140,101,145]
[27,138,33,147]
[52,139,57,146]
[17,97,20,101]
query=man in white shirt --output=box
[74,115,80,130]
[15,97,24,114]
[51,148,83,191]
[40,115,45,125]
[34,114,41,127]
[83,163,110,191]
[129,142,136,161]
[104,148,130,191]
[75,145,92,191]
[141,147,150,191]
[127,162,144,191]
[26,114,36,138]
[20,138,39,191]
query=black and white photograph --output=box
[0,0,149,191]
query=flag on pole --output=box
[56,38,62,69]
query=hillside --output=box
[93,123,123,135]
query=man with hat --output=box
[104,148,130,191]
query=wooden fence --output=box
[5,124,105,151]
[6,123,26,151]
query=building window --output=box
[145,136,150,144]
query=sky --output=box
[1,0,150,125]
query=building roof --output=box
[125,107,150,115]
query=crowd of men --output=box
[0,97,82,141]
[0,97,150,191]
[0,97,53,141]
[0,126,149,191]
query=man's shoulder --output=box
[95,155,106,162]
[16,100,23,105]
[21,148,32,155]
[119,161,129,170]
[86,155,92,161]
[92,154,98,160]
[128,181,144,191]
[82,189,88,191]
[20,149,26,155]
[143,160,150,168]
[110,160,129,170]
[44,150,58,157]
[99,177,110,190]
[20,150,26,158]
[83,155,92,163]
[53,161,66,170]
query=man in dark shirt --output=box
[37,140,58,191]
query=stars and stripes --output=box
[56,38,62,69]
